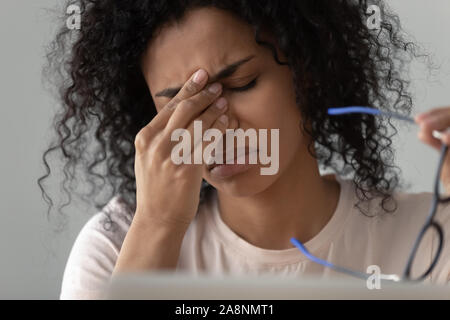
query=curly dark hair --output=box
[39,0,425,231]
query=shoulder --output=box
[368,186,450,283]
[382,187,450,230]
[393,189,450,283]
[335,177,438,247]
[59,195,134,299]
[343,176,437,223]
[73,195,134,254]
[347,183,443,238]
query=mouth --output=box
[206,147,258,171]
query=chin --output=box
[204,165,279,197]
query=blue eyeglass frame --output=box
[290,106,450,283]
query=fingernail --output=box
[432,130,443,140]
[218,114,228,125]
[193,69,207,84]
[208,83,222,94]
[215,97,227,110]
[415,112,429,122]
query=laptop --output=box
[104,271,450,299]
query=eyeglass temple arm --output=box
[328,106,416,124]
[328,106,450,142]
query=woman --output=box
[40,0,450,299]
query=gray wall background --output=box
[0,0,449,299]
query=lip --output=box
[209,151,258,179]
[206,147,259,170]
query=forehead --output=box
[141,7,259,95]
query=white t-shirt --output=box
[59,175,450,299]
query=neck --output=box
[216,150,341,250]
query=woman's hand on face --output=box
[415,106,450,193]
[133,69,229,230]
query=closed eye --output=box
[228,77,258,92]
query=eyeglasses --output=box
[291,106,450,283]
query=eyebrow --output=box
[154,55,255,98]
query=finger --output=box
[165,82,223,131]
[416,112,450,150]
[414,106,450,129]
[186,97,228,132]
[145,69,209,134]
[227,116,239,131]
[415,106,450,119]
[434,128,450,146]
[185,98,228,156]
[202,113,231,166]
[207,116,239,164]
[415,106,450,148]
[417,127,443,151]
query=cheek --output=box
[263,74,302,137]
[232,88,302,170]
[227,72,303,161]
[237,77,301,132]
[252,78,304,165]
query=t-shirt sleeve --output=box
[59,198,131,300]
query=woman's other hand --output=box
[415,106,450,193]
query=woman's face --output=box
[141,7,309,197]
